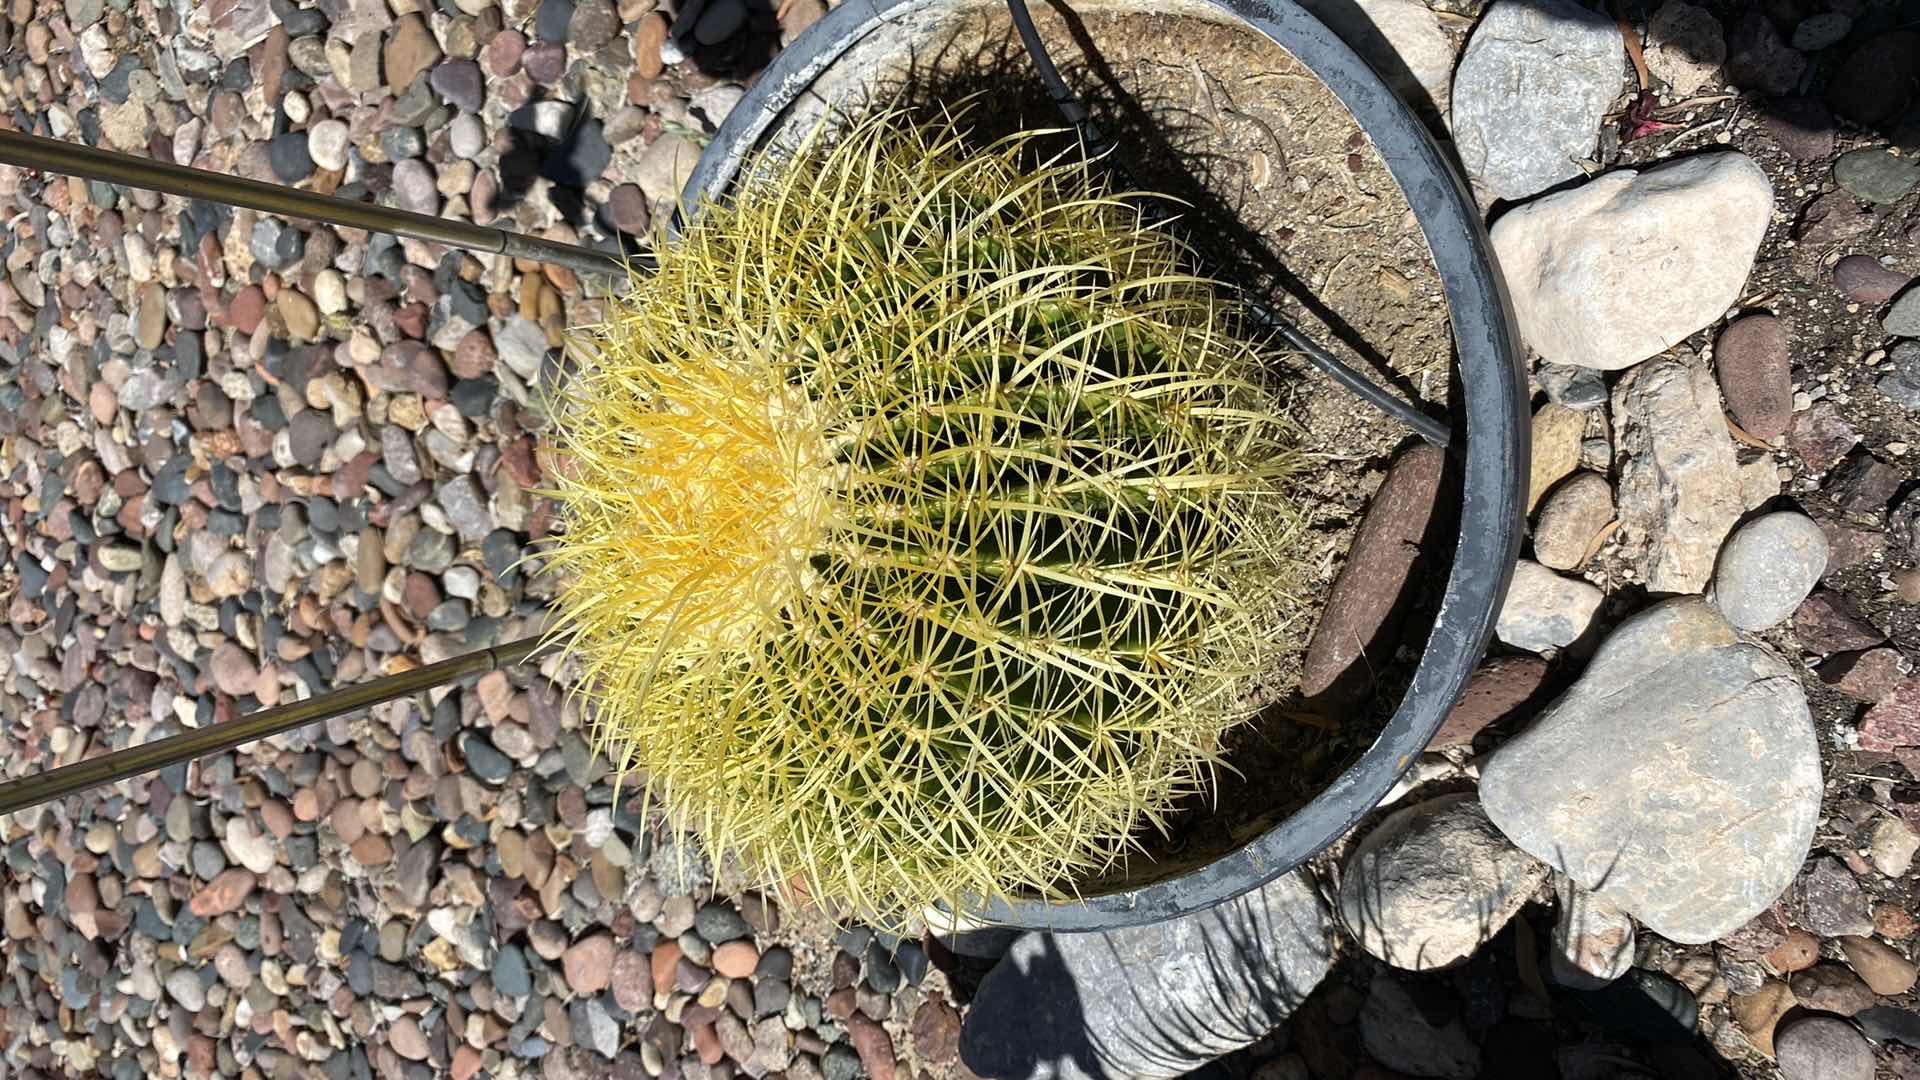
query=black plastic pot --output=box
[682,0,1528,931]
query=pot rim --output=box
[680,0,1529,932]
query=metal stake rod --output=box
[0,635,551,818]
[0,129,628,280]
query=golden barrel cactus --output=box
[543,111,1305,920]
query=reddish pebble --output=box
[484,29,525,77]
[651,940,682,997]
[563,933,614,995]
[349,833,394,866]
[1860,679,1920,751]
[1819,648,1909,704]
[1431,656,1550,748]
[189,869,257,917]
[691,1021,723,1064]
[1766,928,1821,974]
[612,949,652,1011]
[1832,254,1912,305]
[631,13,668,80]
[712,940,759,979]
[228,285,266,334]
[845,1014,897,1080]
[1301,445,1446,706]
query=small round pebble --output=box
[1713,511,1829,630]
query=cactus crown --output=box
[543,110,1306,921]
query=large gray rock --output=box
[1613,355,1746,593]
[1480,598,1822,944]
[1450,0,1621,201]
[1712,511,1829,630]
[958,871,1332,1080]
[1491,153,1774,371]
[1297,0,1454,120]
[1338,794,1549,971]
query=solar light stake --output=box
[0,129,627,280]
[0,635,550,818]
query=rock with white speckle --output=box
[1449,0,1621,201]
[1481,598,1821,944]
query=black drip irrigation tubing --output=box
[1002,0,1454,449]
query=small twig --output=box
[1579,519,1622,566]
[1725,415,1774,449]
[1658,115,1728,153]
[1618,17,1650,91]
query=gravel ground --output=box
[0,0,971,1078]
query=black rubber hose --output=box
[1002,0,1453,449]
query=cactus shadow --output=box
[854,2,1446,420]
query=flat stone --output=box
[958,870,1332,1080]
[384,13,442,94]
[631,12,668,79]
[1714,314,1791,440]
[189,868,256,916]
[1612,354,1745,593]
[1840,935,1917,996]
[1712,512,1827,631]
[1832,256,1911,305]
[1431,656,1550,749]
[211,641,258,695]
[1301,445,1444,706]
[1532,471,1613,570]
[1819,648,1908,704]
[1480,598,1821,944]
[1860,680,1920,752]
[1360,975,1480,1080]
[1551,876,1635,989]
[1491,152,1773,371]
[1296,0,1453,119]
[1835,147,1920,206]
[1795,590,1884,655]
[1644,1,1725,97]
[1337,793,1548,971]
[563,934,614,995]
[1449,0,1621,201]
[493,316,549,381]
[1495,559,1602,653]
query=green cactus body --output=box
[546,111,1303,920]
